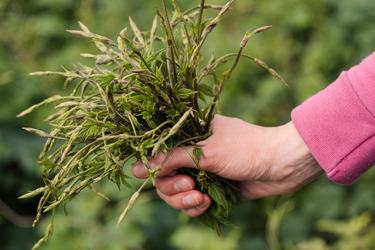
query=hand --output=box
[132,115,323,217]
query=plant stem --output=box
[161,0,179,85]
[197,0,205,37]
[161,0,178,55]
[117,176,151,227]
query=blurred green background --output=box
[1,0,375,249]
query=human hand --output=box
[132,115,323,217]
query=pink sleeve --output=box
[291,52,375,185]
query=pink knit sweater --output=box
[292,52,375,185]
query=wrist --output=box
[273,121,323,190]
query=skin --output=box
[132,115,324,217]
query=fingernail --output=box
[132,162,148,177]
[182,194,200,208]
[174,179,193,192]
[197,195,210,210]
[197,203,209,210]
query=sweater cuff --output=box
[291,53,375,185]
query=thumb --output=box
[131,146,200,178]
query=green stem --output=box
[182,4,223,16]
[227,47,243,79]
[117,176,151,227]
[161,0,178,56]
[138,53,153,72]
[146,108,192,148]
[181,145,203,172]
[161,0,179,85]
[190,0,234,67]
[211,53,288,86]
[197,0,205,37]
[169,0,192,50]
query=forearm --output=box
[292,52,375,185]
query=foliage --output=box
[17,0,285,248]
[286,212,375,250]
[1,0,375,249]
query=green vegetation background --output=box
[1,0,375,249]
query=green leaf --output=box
[155,66,163,80]
[120,175,134,191]
[193,146,204,162]
[39,156,58,172]
[176,102,186,113]
[176,88,197,99]
[208,182,229,215]
[165,109,180,119]
[198,92,206,103]
[140,110,153,120]
[198,83,215,97]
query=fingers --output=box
[130,144,212,218]
[154,175,195,195]
[155,175,211,217]
[131,161,149,178]
[182,194,211,217]
[157,189,211,217]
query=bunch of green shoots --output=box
[18,0,286,248]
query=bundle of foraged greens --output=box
[19,0,286,248]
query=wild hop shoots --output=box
[18,0,286,248]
